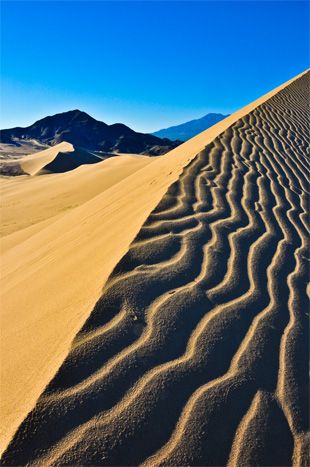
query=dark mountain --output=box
[0,110,181,156]
[152,113,229,142]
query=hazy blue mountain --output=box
[152,113,228,141]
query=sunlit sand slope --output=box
[0,154,151,243]
[2,72,309,465]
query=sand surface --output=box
[0,153,151,245]
[1,70,309,465]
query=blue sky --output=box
[1,1,309,132]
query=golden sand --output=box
[1,70,309,465]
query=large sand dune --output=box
[1,70,309,465]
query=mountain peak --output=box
[64,109,94,119]
[36,109,97,124]
[152,112,229,141]
[0,110,180,156]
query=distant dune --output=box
[0,139,49,160]
[152,112,228,141]
[0,142,103,176]
[1,70,309,466]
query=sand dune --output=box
[0,153,151,245]
[0,141,103,176]
[0,139,49,160]
[1,70,309,465]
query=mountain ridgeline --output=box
[0,110,181,156]
[152,113,228,141]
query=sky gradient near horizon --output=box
[1,0,309,133]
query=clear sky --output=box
[1,0,309,133]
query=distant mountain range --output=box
[152,113,229,141]
[0,110,180,157]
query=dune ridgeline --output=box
[1,70,309,466]
[0,142,103,176]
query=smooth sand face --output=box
[18,141,75,175]
[1,70,309,464]
[0,154,151,246]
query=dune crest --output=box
[0,141,103,176]
[1,70,309,464]
[0,154,151,242]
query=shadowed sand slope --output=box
[2,72,309,466]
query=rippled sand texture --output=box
[2,72,309,466]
